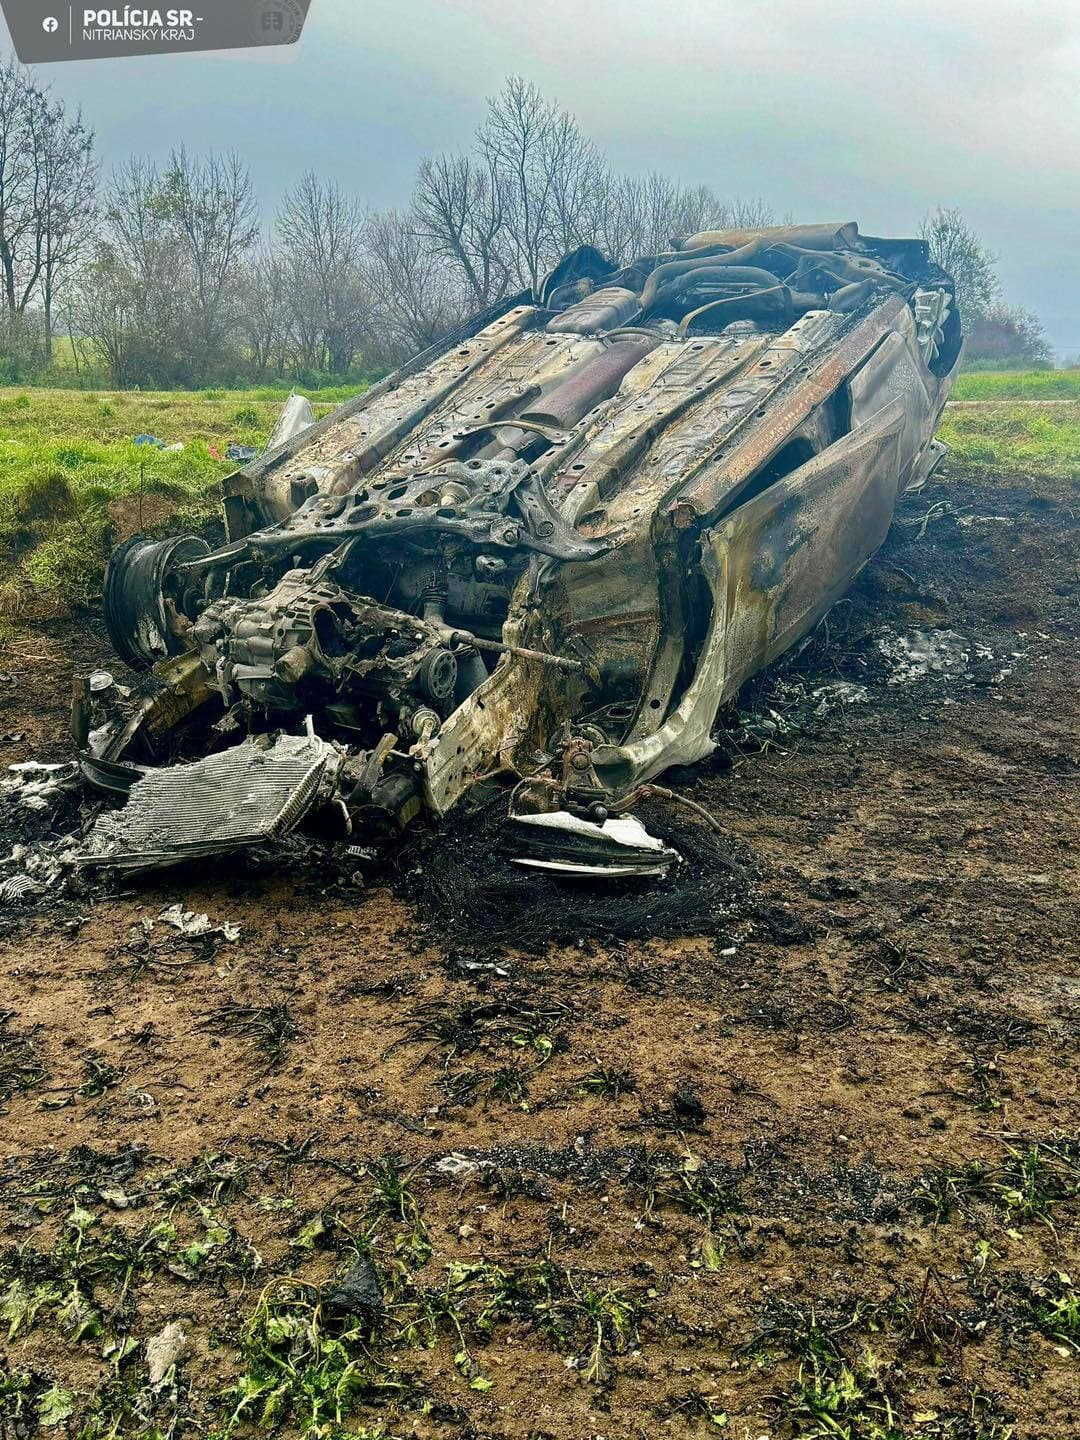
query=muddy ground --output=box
[0,459,1077,1440]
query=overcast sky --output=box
[5,0,1079,352]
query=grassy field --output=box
[0,387,352,616]
[942,370,1080,480]
[1,374,1076,618]
[937,400,1080,482]
[951,368,1080,399]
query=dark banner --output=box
[2,0,312,62]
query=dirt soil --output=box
[0,460,1077,1440]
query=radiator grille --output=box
[78,733,340,872]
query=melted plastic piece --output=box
[506,810,680,878]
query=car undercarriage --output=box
[76,221,961,873]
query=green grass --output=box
[952,370,1080,400]
[944,369,1080,484]
[0,1144,645,1436]
[0,386,355,615]
[938,400,1080,482]
[914,1132,1080,1227]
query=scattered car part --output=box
[0,873,44,904]
[508,810,679,877]
[75,732,342,872]
[83,221,960,869]
[156,904,240,942]
[2,761,80,812]
[145,1322,191,1388]
[266,393,316,451]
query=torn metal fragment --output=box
[265,393,316,453]
[157,904,240,941]
[0,873,44,904]
[507,810,680,878]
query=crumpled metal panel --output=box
[670,302,899,523]
[76,733,340,872]
[589,400,907,793]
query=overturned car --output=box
[76,221,960,873]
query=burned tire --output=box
[104,533,210,671]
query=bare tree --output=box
[965,303,1053,368]
[238,243,290,377]
[596,173,708,259]
[363,208,463,361]
[0,55,96,358]
[75,150,259,384]
[277,172,368,374]
[0,55,34,316]
[921,207,998,329]
[713,196,776,232]
[590,172,773,263]
[67,249,133,385]
[26,86,96,357]
[543,104,609,256]
[281,256,327,373]
[477,75,603,291]
[159,146,259,363]
[100,157,194,370]
[66,157,211,386]
[413,77,776,315]
[414,152,509,308]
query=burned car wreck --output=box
[75,222,961,874]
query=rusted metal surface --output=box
[86,222,960,866]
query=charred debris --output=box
[55,222,958,880]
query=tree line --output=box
[0,59,1053,388]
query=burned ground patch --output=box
[0,458,1077,1438]
[394,788,767,952]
